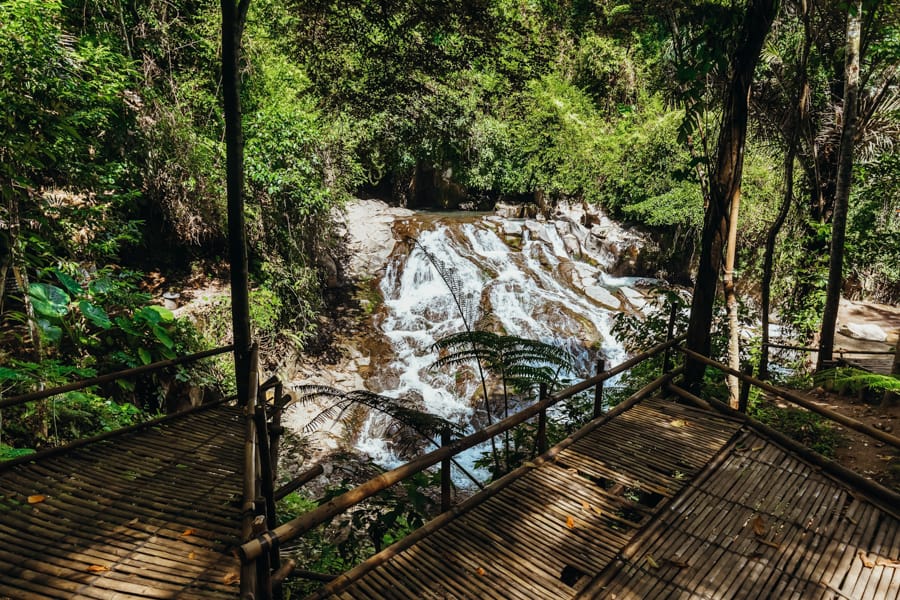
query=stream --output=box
[343,208,662,484]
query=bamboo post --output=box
[270,382,283,480]
[252,515,272,600]
[592,358,606,418]
[663,302,678,374]
[537,383,548,455]
[440,427,451,513]
[884,342,899,406]
[240,346,260,598]
[738,363,753,413]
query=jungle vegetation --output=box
[1,0,898,447]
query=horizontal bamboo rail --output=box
[274,464,325,501]
[763,342,895,355]
[0,344,235,409]
[678,346,900,449]
[308,367,682,600]
[239,336,685,563]
[666,383,900,517]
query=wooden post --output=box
[593,358,606,418]
[270,383,283,481]
[440,427,451,513]
[240,346,259,598]
[663,302,677,374]
[537,383,548,455]
[884,342,900,406]
[738,364,753,414]
[252,514,272,600]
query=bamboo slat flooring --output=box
[316,396,745,600]
[580,432,900,599]
[841,356,894,375]
[0,404,244,599]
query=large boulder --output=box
[339,199,414,279]
[838,322,889,342]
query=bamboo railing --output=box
[237,335,686,572]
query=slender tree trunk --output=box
[818,1,862,372]
[760,7,812,380]
[222,0,253,406]
[724,189,741,407]
[684,0,781,390]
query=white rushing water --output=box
[355,213,655,483]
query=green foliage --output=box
[748,396,841,457]
[817,367,900,394]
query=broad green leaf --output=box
[28,283,70,318]
[88,277,113,295]
[159,346,176,360]
[36,319,63,343]
[114,316,140,336]
[152,324,174,349]
[53,269,83,296]
[79,301,112,329]
[145,305,175,323]
[138,348,152,365]
[136,307,161,325]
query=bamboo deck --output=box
[314,396,900,600]
[841,355,895,375]
[0,404,244,599]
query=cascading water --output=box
[354,211,656,484]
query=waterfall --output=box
[355,213,654,483]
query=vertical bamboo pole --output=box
[738,364,753,413]
[592,358,606,418]
[271,383,283,480]
[240,345,259,598]
[663,302,677,374]
[440,428,451,513]
[537,383,548,455]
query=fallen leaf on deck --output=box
[858,551,875,568]
[752,515,767,536]
[592,506,603,517]
[875,557,900,568]
[522,461,537,468]
[188,551,196,560]
[581,500,591,511]
[87,565,109,573]
[27,495,46,504]
[751,444,765,452]
[566,515,575,529]
[666,557,689,569]
[476,567,486,576]
[645,554,659,569]
[670,419,686,428]
[182,528,197,536]
[223,570,239,585]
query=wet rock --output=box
[502,220,524,236]
[338,199,414,279]
[495,201,525,219]
[838,322,888,342]
[561,233,581,258]
[585,285,620,309]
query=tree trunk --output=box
[684,0,781,390]
[724,189,741,407]
[759,8,812,380]
[817,1,862,372]
[222,0,253,406]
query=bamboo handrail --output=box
[666,383,900,517]
[678,346,900,448]
[763,342,895,355]
[308,367,682,600]
[239,336,685,563]
[0,344,235,409]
